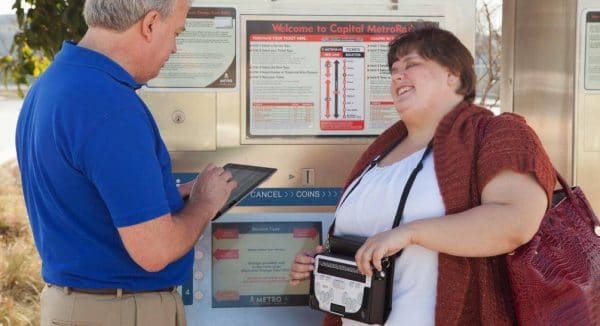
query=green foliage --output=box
[0,0,86,97]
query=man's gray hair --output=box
[83,0,186,32]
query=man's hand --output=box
[177,179,195,199]
[187,164,237,219]
[118,163,237,272]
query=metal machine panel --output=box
[139,92,217,151]
[577,94,600,213]
[583,95,600,152]
[508,0,576,181]
[575,1,600,212]
[507,0,600,211]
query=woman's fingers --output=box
[354,228,411,275]
[372,247,387,272]
[315,245,325,254]
[356,245,374,277]
[293,253,315,266]
[289,270,312,282]
[288,245,324,286]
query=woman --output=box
[289,27,555,325]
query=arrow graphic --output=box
[293,228,319,239]
[325,60,331,77]
[334,60,340,118]
[325,79,331,118]
[213,228,239,240]
[343,59,347,118]
[213,249,239,260]
[215,290,240,301]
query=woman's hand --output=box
[352,171,548,268]
[289,245,324,286]
[355,226,414,276]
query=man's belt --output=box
[48,284,176,296]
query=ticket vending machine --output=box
[137,1,475,324]
[502,0,600,213]
[576,0,600,213]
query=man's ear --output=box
[141,10,160,42]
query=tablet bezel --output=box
[214,163,277,219]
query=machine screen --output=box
[211,221,321,307]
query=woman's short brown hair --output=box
[388,26,476,103]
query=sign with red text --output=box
[212,221,321,308]
[246,18,440,136]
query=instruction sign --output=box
[148,7,237,89]
[246,19,439,136]
[586,11,600,90]
[211,221,321,307]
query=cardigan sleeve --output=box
[323,314,343,326]
[476,113,556,208]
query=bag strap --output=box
[328,138,401,236]
[391,143,433,228]
[336,138,403,210]
[329,141,433,241]
[554,172,600,229]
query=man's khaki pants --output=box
[40,285,186,326]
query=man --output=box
[15,0,236,325]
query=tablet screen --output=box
[216,164,277,218]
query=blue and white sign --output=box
[240,188,341,206]
[174,173,341,206]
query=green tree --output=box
[0,0,86,97]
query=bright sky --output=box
[0,1,504,12]
[0,1,503,18]
[0,2,14,15]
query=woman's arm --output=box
[355,169,548,276]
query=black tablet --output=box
[214,163,277,219]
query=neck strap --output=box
[329,141,433,237]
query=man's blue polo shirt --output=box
[16,41,192,290]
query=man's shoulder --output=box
[46,61,136,98]
[35,62,143,116]
[25,62,150,147]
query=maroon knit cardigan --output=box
[324,101,556,325]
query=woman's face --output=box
[389,50,459,120]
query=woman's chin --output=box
[394,103,412,116]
